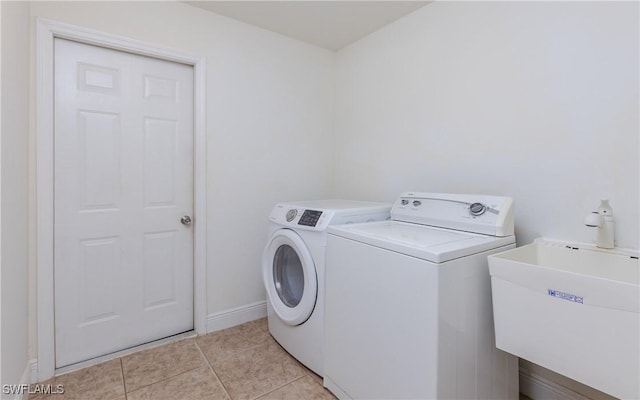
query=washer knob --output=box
[285,209,298,222]
[469,202,486,216]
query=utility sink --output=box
[488,239,639,400]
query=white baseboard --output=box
[5,360,35,400]
[205,300,267,333]
[520,369,591,400]
[29,360,38,385]
[25,301,267,388]
[18,361,30,400]
[22,302,266,392]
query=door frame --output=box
[36,18,207,381]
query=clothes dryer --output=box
[324,192,519,399]
[263,200,390,376]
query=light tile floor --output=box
[32,317,533,400]
[31,318,335,400]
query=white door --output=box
[54,38,194,367]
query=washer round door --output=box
[263,229,318,326]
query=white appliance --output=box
[263,200,391,376]
[324,192,519,399]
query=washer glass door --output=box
[263,229,317,326]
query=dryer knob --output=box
[286,209,298,222]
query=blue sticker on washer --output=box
[548,289,583,304]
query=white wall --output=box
[1,0,31,394]
[10,1,639,396]
[332,2,638,398]
[28,0,334,357]
[334,1,639,249]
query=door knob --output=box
[181,215,192,225]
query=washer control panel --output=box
[469,202,486,216]
[391,192,514,237]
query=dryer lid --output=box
[328,220,514,263]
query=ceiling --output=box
[184,1,430,51]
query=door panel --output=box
[78,110,121,210]
[143,230,178,309]
[78,236,119,326]
[54,38,194,367]
[143,117,177,206]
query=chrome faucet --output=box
[584,200,614,249]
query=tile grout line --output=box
[192,336,276,382]
[119,358,128,400]
[250,341,336,400]
[126,366,215,399]
[194,322,279,399]
[248,338,314,400]
[205,340,270,367]
[124,366,216,398]
[196,319,315,400]
[121,339,205,395]
[197,322,273,367]
[194,339,233,399]
[249,375,308,400]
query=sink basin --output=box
[488,239,639,399]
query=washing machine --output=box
[263,199,391,376]
[324,192,519,399]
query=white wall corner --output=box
[7,360,35,400]
[28,360,38,385]
[205,301,267,333]
[520,369,591,400]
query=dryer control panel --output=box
[392,192,514,237]
[268,200,391,231]
[272,206,325,228]
[298,210,323,227]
